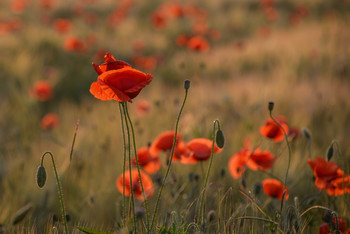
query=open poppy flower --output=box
[116,169,154,201]
[246,148,276,171]
[30,80,53,101]
[260,116,289,142]
[40,113,60,130]
[131,147,160,174]
[187,138,222,161]
[307,157,345,195]
[228,148,251,179]
[262,178,289,200]
[92,53,131,75]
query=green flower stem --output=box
[269,110,292,213]
[40,152,69,234]
[198,120,220,226]
[124,103,150,233]
[118,103,127,228]
[150,87,189,232]
[121,103,136,232]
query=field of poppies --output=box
[1,0,350,233]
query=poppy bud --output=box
[302,128,311,140]
[184,80,190,90]
[326,144,334,161]
[207,210,216,223]
[12,203,32,225]
[37,166,46,188]
[216,129,225,148]
[268,102,274,112]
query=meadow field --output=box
[1,0,350,233]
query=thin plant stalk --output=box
[124,102,150,232]
[40,152,69,234]
[150,83,189,231]
[198,120,220,226]
[121,102,136,232]
[118,103,127,228]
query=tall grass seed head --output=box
[37,166,47,188]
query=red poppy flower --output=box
[187,36,210,52]
[246,148,276,171]
[11,0,28,14]
[187,138,222,161]
[30,80,53,101]
[176,34,190,47]
[136,99,151,116]
[319,218,347,234]
[228,148,251,179]
[149,131,185,160]
[89,53,153,103]
[262,178,289,200]
[63,36,85,52]
[319,223,330,234]
[307,157,344,195]
[40,113,60,130]
[131,147,160,174]
[260,116,289,142]
[151,12,167,29]
[116,169,154,201]
[328,175,350,196]
[53,19,72,34]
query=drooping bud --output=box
[302,128,311,140]
[216,129,225,149]
[37,166,47,188]
[326,143,334,161]
[184,80,190,90]
[268,102,274,112]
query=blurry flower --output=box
[228,148,250,179]
[136,99,151,116]
[151,12,167,29]
[187,36,210,52]
[319,217,347,234]
[176,34,190,47]
[246,148,276,171]
[318,223,330,234]
[11,0,28,14]
[84,12,97,25]
[89,53,153,103]
[288,126,301,140]
[260,0,274,8]
[53,19,72,34]
[38,0,54,10]
[63,36,86,52]
[329,176,350,196]
[131,147,160,174]
[262,178,289,200]
[132,55,157,72]
[149,131,182,159]
[208,28,221,40]
[264,7,279,22]
[30,80,53,101]
[260,116,289,142]
[132,39,146,52]
[116,169,154,200]
[40,113,60,130]
[187,138,222,161]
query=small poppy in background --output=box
[0,18,22,35]
[228,148,250,179]
[38,0,54,10]
[132,39,145,52]
[260,116,289,142]
[11,0,28,14]
[53,19,72,34]
[262,178,289,200]
[116,169,154,201]
[132,55,157,72]
[136,99,151,116]
[208,28,221,41]
[176,34,190,47]
[263,7,279,22]
[63,36,85,53]
[131,147,160,174]
[288,126,301,140]
[89,53,153,103]
[40,113,60,130]
[151,11,167,29]
[187,138,222,161]
[30,80,53,101]
[187,36,210,52]
[246,148,276,171]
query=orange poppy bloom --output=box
[149,131,185,161]
[40,113,60,130]
[228,148,250,179]
[307,157,344,195]
[187,36,210,52]
[328,176,350,196]
[246,148,276,171]
[260,117,289,142]
[89,53,153,103]
[116,169,154,201]
[262,178,289,200]
[131,147,160,174]
[30,80,53,101]
[187,138,222,161]
[53,19,72,34]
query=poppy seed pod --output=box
[37,166,46,188]
[216,129,225,149]
[326,144,334,161]
[268,102,274,112]
[184,80,190,90]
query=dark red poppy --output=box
[246,148,276,171]
[116,169,154,200]
[262,178,289,200]
[228,148,250,179]
[187,138,222,161]
[260,116,289,142]
[40,113,60,130]
[131,147,160,174]
[318,223,330,234]
[30,81,53,101]
[319,217,346,234]
[53,19,72,34]
[89,53,153,103]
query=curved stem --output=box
[118,103,127,228]
[121,103,136,232]
[150,88,189,231]
[40,152,69,234]
[124,103,150,233]
[198,120,220,226]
